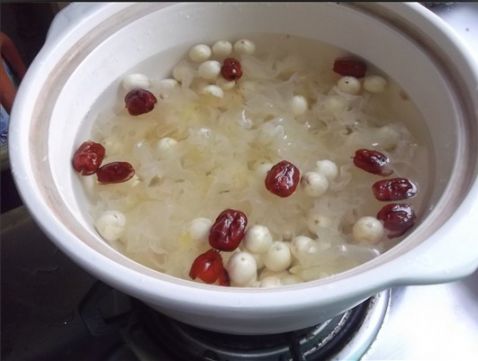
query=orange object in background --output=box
[1,32,27,114]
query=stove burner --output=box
[78,282,390,361]
[134,294,382,361]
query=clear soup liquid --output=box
[79,34,431,286]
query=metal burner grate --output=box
[130,291,389,361]
[77,282,389,361]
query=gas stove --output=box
[1,3,478,361]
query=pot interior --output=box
[31,2,470,287]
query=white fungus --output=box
[315,160,338,181]
[239,80,257,93]
[188,44,212,63]
[95,210,126,242]
[128,174,141,188]
[189,217,212,242]
[301,171,329,197]
[280,274,301,285]
[244,225,273,254]
[352,216,384,244]
[212,40,233,58]
[263,241,292,272]
[259,122,285,142]
[81,175,96,197]
[290,95,308,116]
[200,84,224,98]
[88,35,424,288]
[234,39,255,55]
[198,60,222,80]
[260,276,282,288]
[226,252,257,286]
[255,162,273,178]
[363,75,387,93]
[337,76,361,94]
[122,73,151,91]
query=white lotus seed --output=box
[226,252,257,286]
[307,213,333,235]
[216,77,236,90]
[234,39,255,55]
[156,137,178,158]
[291,235,317,256]
[301,171,329,197]
[337,76,361,94]
[122,73,151,91]
[364,75,387,93]
[290,95,308,116]
[376,125,400,150]
[189,217,212,242]
[263,241,292,272]
[188,44,212,63]
[172,62,193,82]
[244,225,273,254]
[323,95,348,112]
[212,40,233,58]
[95,210,126,242]
[157,78,179,97]
[198,60,221,80]
[252,253,264,269]
[200,84,224,98]
[315,160,338,181]
[352,216,385,244]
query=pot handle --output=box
[45,3,109,46]
[391,191,478,285]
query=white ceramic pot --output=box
[9,2,478,334]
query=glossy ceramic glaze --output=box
[9,2,478,334]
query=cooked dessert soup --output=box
[72,34,431,287]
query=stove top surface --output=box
[2,3,478,361]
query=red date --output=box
[353,149,393,176]
[333,57,367,78]
[217,268,231,286]
[377,203,416,238]
[189,249,228,285]
[372,178,417,201]
[221,58,243,81]
[209,209,248,251]
[125,89,157,116]
[265,160,301,197]
[72,141,106,175]
[97,162,135,184]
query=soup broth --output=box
[77,34,431,287]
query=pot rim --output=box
[8,2,478,314]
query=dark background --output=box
[1,3,68,213]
